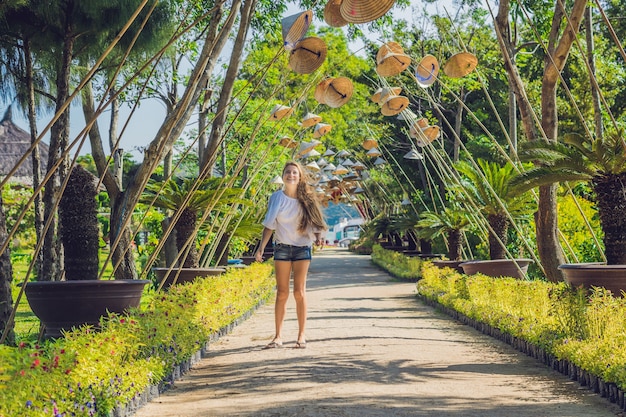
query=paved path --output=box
[133,248,621,417]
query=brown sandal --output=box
[293,341,307,349]
[263,340,283,349]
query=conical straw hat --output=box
[362,138,378,150]
[403,148,423,160]
[288,37,327,74]
[301,112,322,128]
[316,157,328,167]
[381,95,409,116]
[271,175,284,185]
[279,136,297,148]
[371,86,401,104]
[282,10,313,51]
[270,104,294,121]
[297,141,319,157]
[376,51,412,77]
[341,158,354,167]
[324,77,353,108]
[366,147,382,157]
[409,117,429,137]
[314,78,332,104]
[396,109,417,121]
[414,125,440,147]
[376,41,405,64]
[313,123,332,138]
[373,157,386,166]
[324,0,348,27]
[333,164,349,175]
[336,149,350,158]
[415,54,439,88]
[443,52,478,78]
[323,148,336,157]
[301,149,321,159]
[340,0,396,24]
[305,161,321,172]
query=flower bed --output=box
[0,263,274,417]
[416,261,626,410]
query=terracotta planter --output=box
[459,259,533,279]
[432,260,468,273]
[25,279,150,338]
[559,263,626,297]
[153,267,226,288]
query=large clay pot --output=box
[153,267,226,289]
[559,263,626,297]
[25,280,150,338]
[432,260,468,273]
[459,259,533,280]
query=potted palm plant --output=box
[25,165,149,338]
[417,206,473,273]
[453,159,535,279]
[513,130,626,295]
[142,176,243,287]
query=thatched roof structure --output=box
[0,107,49,185]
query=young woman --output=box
[255,161,327,349]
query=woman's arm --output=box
[255,227,274,262]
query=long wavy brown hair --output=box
[283,161,327,234]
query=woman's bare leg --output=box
[292,260,310,344]
[272,260,292,343]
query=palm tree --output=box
[513,130,626,265]
[416,207,472,261]
[454,159,535,260]
[141,176,244,268]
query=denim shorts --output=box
[273,243,312,262]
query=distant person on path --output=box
[255,161,327,349]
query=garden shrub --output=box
[0,262,274,417]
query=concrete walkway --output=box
[133,248,621,417]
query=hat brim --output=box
[381,95,409,116]
[340,0,395,24]
[324,0,349,27]
[415,54,439,88]
[376,53,412,77]
[288,37,327,74]
[444,52,478,78]
[324,77,354,108]
[282,10,313,50]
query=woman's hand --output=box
[255,249,264,263]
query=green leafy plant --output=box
[416,207,472,261]
[371,245,422,281]
[513,130,626,264]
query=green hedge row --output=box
[0,263,275,417]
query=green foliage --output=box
[2,183,35,250]
[371,245,422,281]
[418,263,626,391]
[1,263,274,416]
[557,192,603,263]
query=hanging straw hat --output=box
[317,157,328,167]
[324,0,348,27]
[366,147,382,157]
[324,162,337,171]
[279,136,297,148]
[333,164,349,175]
[313,123,332,138]
[408,117,429,137]
[297,140,320,157]
[341,158,355,167]
[373,157,386,166]
[305,161,321,171]
[271,175,284,185]
[381,94,409,116]
[371,86,401,104]
[288,37,327,74]
[323,148,336,157]
[443,52,478,78]
[376,42,411,77]
[362,138,378,150]
[414,125,440,147]
[282,10,313,50]
[323,77,354,108]
[415,54,439,88]
[403,148,423,160]
[270,104,294,121]
[352,160,366,170]
[314,78,332,104]
[336,149,351,158]
[340,0,396,24]
[396,109,417,121]
[301,149,321,159]
[301,112,322,128]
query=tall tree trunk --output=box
[495,0,586,282]
[96,0,237,278]
[23,39,44,279]
[41,29,74,282]
[203,0,256,174]
[0,194,15,346]
[585,5,603,140]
